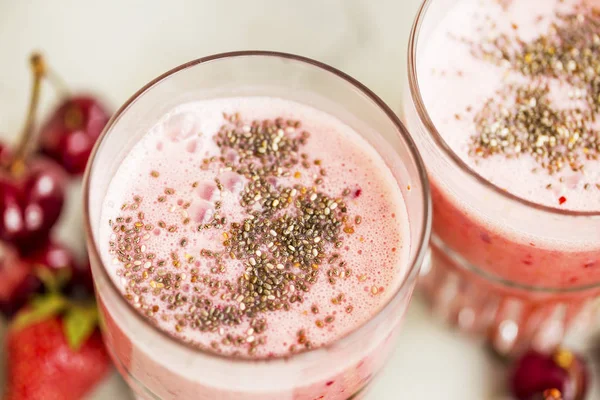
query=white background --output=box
[0,1,597,399]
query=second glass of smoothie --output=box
[84,52,431,400]
[404,0,600,354]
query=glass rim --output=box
[407,0,600,217]
[83,50,432,364]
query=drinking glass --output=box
[403,0,600,355]
[84,51,431,400]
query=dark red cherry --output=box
[76,258,94,292]
[27,243,94,298]
[510,349,588,400]
[0,241,40,317]
[0,157,67,248]
[39,95,110,175]
[23,239,77,278]
[67,258,95,299]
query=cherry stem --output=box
[10,52,46,175]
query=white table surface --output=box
[0,1,597,399]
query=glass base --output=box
[419,237,600,355]
[133,387,369,400]
[130,380,372,400]
[108,337,375,400]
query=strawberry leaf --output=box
[35,265,72,293]
[11,293,68,331]
[63,303,99,351]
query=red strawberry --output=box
[3,294,110,400]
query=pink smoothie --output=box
[411,0,600,289]
[420,0,600,211]
[404,0,600,352]
[98,96,411,398]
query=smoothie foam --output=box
[419,0,600,212]
[99,97,410,358]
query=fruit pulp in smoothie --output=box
[406,0,600,349]
[98,96,411,398]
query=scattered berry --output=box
[0,157,67,248]
[0,242,39,317]
[24,239,77,277]
[40,96,110,175]
[510,349,588,400]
